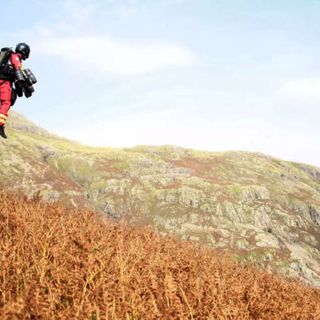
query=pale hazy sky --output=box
[2,0,320,167]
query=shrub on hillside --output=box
[0,192,319,319]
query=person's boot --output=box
[0,125,7,139]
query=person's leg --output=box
[0,81,12,125]
[0,81,12,138]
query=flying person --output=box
[0,43,37,139]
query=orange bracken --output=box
[0,192,319,319]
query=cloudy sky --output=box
[2,0,320,166]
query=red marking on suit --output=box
[11,53,22,70]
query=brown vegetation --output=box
[0,192,319,319]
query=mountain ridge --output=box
[1,111,320,287]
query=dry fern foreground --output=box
[0,192,319,319]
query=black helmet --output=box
[15,43,30,60]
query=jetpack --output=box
[14,68,37,98]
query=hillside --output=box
[1,111,320,286]
[1,192,320,319]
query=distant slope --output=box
[1,111,320,286]
[0,192,319,319]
